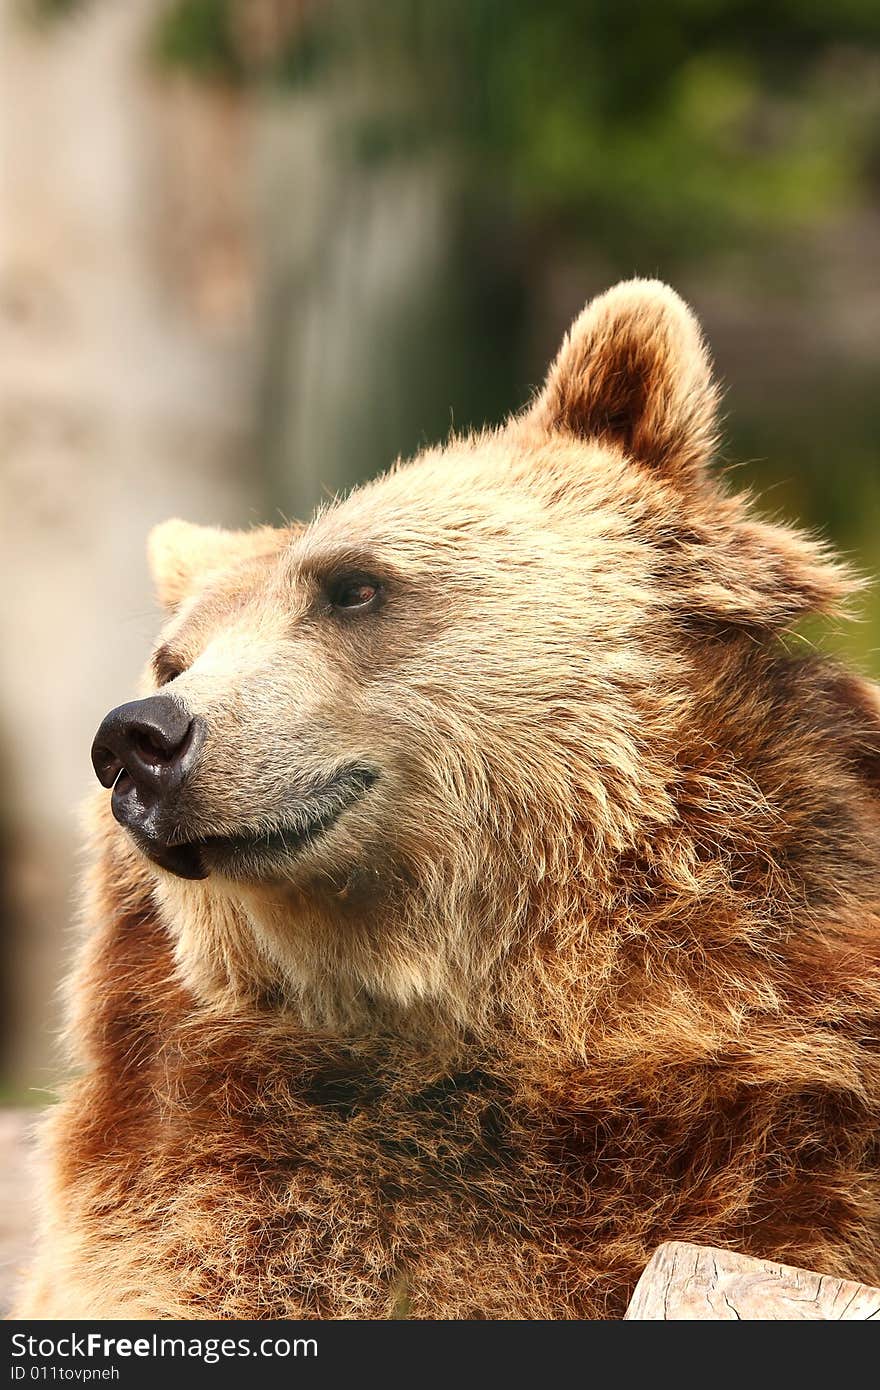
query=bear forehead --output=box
[297,432,642,563]
[162,429,667,659]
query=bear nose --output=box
[91,696,198,798]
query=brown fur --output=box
[15,281,880,1319]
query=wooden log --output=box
[625,1241,880,1319]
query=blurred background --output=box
[1,0,878,1302]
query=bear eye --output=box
[328,574,382,613]
[153,646,187,686]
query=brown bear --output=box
[14,281,880,1319]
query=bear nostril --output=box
[91,697,202,796]
[91,745,123,790]
[132,729,176,767]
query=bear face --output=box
[91,279,864,1033]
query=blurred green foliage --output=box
[28,0,81,15]
[40,1,880,262]
[155,0,246,79]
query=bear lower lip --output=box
[129,829,208,880]
[131,764,378,882]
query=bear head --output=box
[90,280,860,1036]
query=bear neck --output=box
[497,636,880,1074]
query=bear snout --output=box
[91,696,208,878]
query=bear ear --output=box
[529,279,720,489]
[148,519,284,611]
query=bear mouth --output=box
[129,765,378,881]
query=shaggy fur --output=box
[15,281,880,1319]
